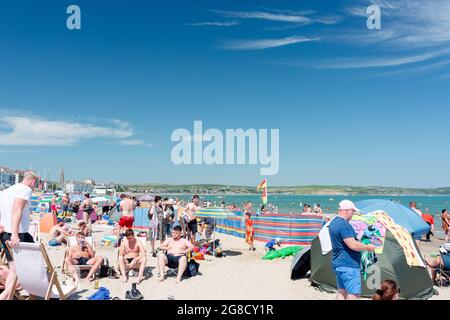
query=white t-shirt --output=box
[0,183,32,233]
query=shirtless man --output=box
[65,232,103,284]
[48,219,72,246]
[118,229,147,283]
[78,221,91,237]
[157,225,194,283]
[119,194,136,233]
[184,195,200,243]
[61,193,70,216]
[51,193,58,215]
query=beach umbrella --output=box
[138,195,155,202]
[355,199,430,238]
[70,194,83,202]
[91,196,109,203]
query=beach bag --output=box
[99,258,110,278]
[183,260,200,278]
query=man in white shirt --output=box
[0,171,39,300]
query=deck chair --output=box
[11,242,77,300]
[62,236,95,275]
[436,253,450,287]
[117,236,147,276]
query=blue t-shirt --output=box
[265,239,276,250]
[328,216,361,270]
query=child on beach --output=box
[265,238,282,252]
[245,212,255,251]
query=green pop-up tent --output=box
[310,211,435,300]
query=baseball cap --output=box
[338,200,360,212]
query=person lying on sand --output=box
[157,225,194,284]
[118,229,147,284]
[65,232,103,284]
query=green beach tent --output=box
[310,212,435,300]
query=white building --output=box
[65,181,94,194]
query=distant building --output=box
[0,167,17,188]
[93,184,116,196]
[65,181,94,194]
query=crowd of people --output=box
[1,171,450,300]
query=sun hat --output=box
[338,200,360,212]
[275,237,282,244]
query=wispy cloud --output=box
[120,139,145,146]
[0,116,134,146]
[211,9,311,24]
[186,21,240,27]
[320,49,450,69]
[221,36,320,51]
[210,8,341,26]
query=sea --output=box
[167,194,450,235]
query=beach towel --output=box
[88,287,111,300]
[318,218,334,255]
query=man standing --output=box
[185,195,200,243]
[0,171,39,300]
[119,194,136,233]
[328,200,375,300]
[61,193,70,216]
[51,193,58,215]
[409,201,423,218]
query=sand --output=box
[38,223,450,300]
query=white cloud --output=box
[222,36,320,51]
[320,50,450,69]
[211,9,312,24]
[120,139,145,146]
[186,21,240,27]
[0,116,134,146]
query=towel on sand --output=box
[88,287,111,300]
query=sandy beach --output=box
[38,223,450,300]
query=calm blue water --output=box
[166,194,450,232]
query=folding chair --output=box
[11,242,77,300]
[62,236,95,275]
[436,253,450,287]
[117,236,147,276]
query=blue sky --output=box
[1,0,450,187]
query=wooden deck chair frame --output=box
[62,236,95,275]
[12,242,75,300]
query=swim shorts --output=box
[119,216,135,229]
[334,267,362,296]
[48,239,62,247]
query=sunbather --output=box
[65,232,103,284]
[78,221,91,237]
[48,219,71,246]
[157,225,194,283]
[425,251,450,283]
[0,265,21,291]
[118,229,147,284]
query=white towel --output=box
[318,217,335,255]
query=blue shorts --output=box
[49,239,63,247]
[334,267,361,295]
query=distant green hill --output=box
[122,184,450,195]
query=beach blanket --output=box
[374,211,425,267]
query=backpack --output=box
[183,260,200,278]
[99,258,110,278]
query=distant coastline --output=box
[121,184,450,196]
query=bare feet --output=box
[137,277,144,284]
[158,275,165,282]
[176,278,182,284]
[122,276,128,283]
